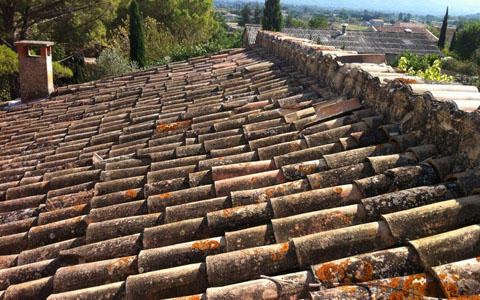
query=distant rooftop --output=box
[244,24,442,57]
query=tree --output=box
[140,0,217,46]
[0,0,117,48]
[398,13,404,22]
[262,0,282,31]
[0,44,18,101]
[129,0,146,67]
[449,29,457,52]
[238,4,252,26]
[285,14,293,27]
[309,17,328,29]
[253,4,262,24]
[438,7,449,49]
[455,21,480,60]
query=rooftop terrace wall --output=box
[255,30,480,170]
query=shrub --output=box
[442,57,478,76]
[92,48,139,79]
[391,51,439,72]
[53,62,74,79]
[0,45,19,102]
[455,21,480,60]
[396,52,454,82]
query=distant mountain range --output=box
[280,0,480,16]
[219,0,480,16]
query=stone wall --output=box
[255,30,480,170]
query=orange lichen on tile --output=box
[271,243,289,261]
[72,204,85,212]
[191,239,221,251]
[334,186,343,194]
[445,282,460,297]
[176,296,202,300]
[159,192,171,199]
[221,206,245,217]
[106,256,134,275]
[388,291,405,300]
[395,78,418,84]
[156,120,192,133]
[354,261,374,282]
[125,189,138,199]
[316,262,346,284]
[379,277,401,291]
[298,165,316,175]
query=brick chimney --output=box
[14,40,55,101]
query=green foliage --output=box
[290,18,309,28]
[52,61,74,86]
[110,16,177,66]
[253,4,262,24]
[0,45,19,77]
[442,57,478,76]
[53,62,74,79]
[170,30,243,62]
[438,7,449,49]
[239,4,252,26]
[449,30,457,52]
[285,14,293,27]
[392,51,439,72]
[308,17,329,29]
[129,0,146,67]
[140,0,217,46]
[455,21,480,60]
[396,53,454,82]
[427,26,440,38]
[0,45,19,101]
[93,48,139,79]
[474,49,480,66]
[262,0,282,31]
[109,12,240,68]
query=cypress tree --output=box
[438,7,448,49]
[129,0,146,68]
[262,0,282,32]
[239,4,252,27]
[449,29,457,52]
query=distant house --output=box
[369,19,385,27]
[224,13,239,21]
[394,22,427,28]
[243,24,442,61]
[373,25,439,42]
[226,22,242,31]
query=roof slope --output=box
[244,24,442,56]
[0,39,480,299]
[373,25,439,42]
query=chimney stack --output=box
[14,40,54,101]
[341,23,348,35]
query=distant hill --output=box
[279,0,480,16]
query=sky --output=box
[281,0,480,16]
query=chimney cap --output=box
[404,28,413,33]
[15,40,54,47]
[341,23,349,27]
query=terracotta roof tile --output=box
[1,33,480,299]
